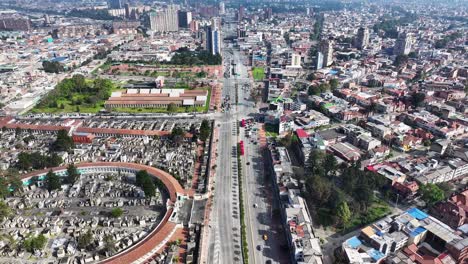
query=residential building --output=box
[108,0,123,9]
[205,26,221,55]
[0,17,31,31]
[432,190,468,229]
[316,51,324,70]
[178,10,192,28]
[238,5,245,21]
[447,237,468,263]
[319,39,334,67]
[355,27,370,50]
[291,53,302,67]
[219,2,225,15]
[342,208,462,264]
[149,5,179,33]
[393,33,412,56]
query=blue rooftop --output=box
[346,236,362,249]
[407,208,429,220]
[367,248,385,261]
[50,56,68,63]
[410,226,427,237]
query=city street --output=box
[206,19,287,264]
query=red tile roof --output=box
[75,127,192,138]
[296,129,309,138]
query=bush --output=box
[110,208,124,218]
[23,234,47,253]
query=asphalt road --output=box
[206,36,243,264]
[207,21,287,264]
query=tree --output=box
[306,73,316,81]
[110,208,124,218]
[8,173,23,195]
[66,164,79,184]
[199,119,211,142]
[135,170,150,187]
[45,170,61,191]
[77,230,93,249]
[47,152,63,167]
[42,61,65,73]
[323,154,338,177]
[307,85,321,95]
[23,234,47,253]
[408,51,417,58]
[171,126,186,144]
[167,102,177,112]
[17,152,32,170]
[0,201,11,220]
[354,184,374,212]
[420,183,445,206]
[141,177,156,197]
[15,127,22,136]
[135,170,157,197]
[51,129,74,152]
[320,83,331,93]
[394,54,409,67]
[68,8,115,20]
[336,201,351,229]
[307,176,332,206]
[437,182,453,198]
[411,92,426,108]
[104,234,117,254]
[305,150,325,174]
[329,79,339,90]
[0,178,10,198]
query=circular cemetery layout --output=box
[0,162,185,264]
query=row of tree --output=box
[42,61,65,73]
[16,152,63,171]
[170,50,222,65]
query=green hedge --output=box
[237,139,249,263]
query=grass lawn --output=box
[346,199,391,233]
[30,89,123,114]
[252,67,265,81]
[30,79,122,114]
[264,123,279,138]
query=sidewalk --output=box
[198,126,219,264]
[187,143,204,198]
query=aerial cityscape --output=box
[0,0,467,264]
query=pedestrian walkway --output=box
[258,124,267,148]
[198,126,219,264]
[188,143,204,197]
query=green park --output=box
[30,75,120,114]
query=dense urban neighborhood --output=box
[0,0,467,264]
